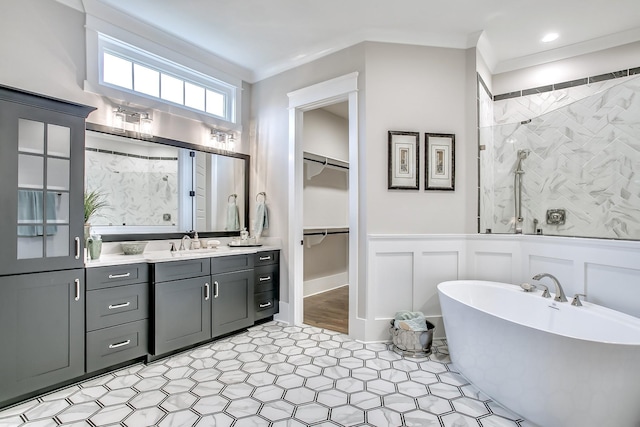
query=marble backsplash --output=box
[480,74,640,239]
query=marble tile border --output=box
[493,65,639,101]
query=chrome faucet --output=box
[179,235,192,251]
[532,273,568,302]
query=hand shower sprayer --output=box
[514,149,530,233]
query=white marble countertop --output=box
[85,238,281,268]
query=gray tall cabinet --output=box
[0,85,95,406]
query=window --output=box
[98,34,237,123]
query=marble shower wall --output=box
[480,74,640,239]
[86,150,178,227]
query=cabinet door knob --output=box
[214,281,219,298]
[204,283,210,300]
[74,279,80,301]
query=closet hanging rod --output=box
[303,156,349,170]
[303,230,350,236]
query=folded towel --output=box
[394,310,424,321]
[394,318,429,332]
[253,201,269,237]
[225,200,240,231]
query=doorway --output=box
[287,72,359,337]
[301,103,350,333]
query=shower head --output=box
[517,149,530,159]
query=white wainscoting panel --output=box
[586,263,640,318]
[363,234,640,343]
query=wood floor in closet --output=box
[303,285,349,334]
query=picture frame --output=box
[425,133,455,191]
[388,131,419,190]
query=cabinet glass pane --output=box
[47,158,70,190]
[18,119,44,154]
[17,232,43,259]
[18,154,43,189]
[47,124,70,158]
[17,190,44,223]
[48,191,69,223]
[46,225,69,257]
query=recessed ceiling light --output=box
[541,32,559,43]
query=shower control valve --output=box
[546,209,566,225]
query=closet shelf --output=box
[303,151,349,179]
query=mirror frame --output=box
[85,122,250,242]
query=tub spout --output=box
[532,273,568,302]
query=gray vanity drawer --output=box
[254,251,279,267]
[86,263,149,290]
[86,283,149,332]
[211,254,253,274]
[86,319,148,372]
[153,258,211,282]
[255,290,278,320]
[254,264,278,293]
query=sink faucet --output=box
[532,273,568,302]
[179,234,192,251]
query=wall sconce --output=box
[210,129,235,151]
[112,106,153,137]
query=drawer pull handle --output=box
[109,340,131,349]
[74,279,80,301]
[259,256,271,261]
[259,276,271,282]
[108,302,130,310]
[214,281,219,298]
[259,302,272,308]
[108,273,131,279]
[204,283,210,300]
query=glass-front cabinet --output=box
[0,86,95,275]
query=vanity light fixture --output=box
[139,112,153,138]
[112,106,153,137]
[210,129,235,151]
[112,107,126,133]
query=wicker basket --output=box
[389,319,435,357]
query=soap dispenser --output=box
[240,227,249,241]
[192,231,201,249]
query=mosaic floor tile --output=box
[0,321,533,427]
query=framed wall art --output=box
[388,131,419,190]
[425,133,455,191]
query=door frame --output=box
[287,72,359,335]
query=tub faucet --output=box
[532,273,568,302]
[179,234,192,251]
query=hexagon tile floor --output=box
[0,321,537,427]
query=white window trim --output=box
[84,12,243,131]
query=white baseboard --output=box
[303,272,348,297]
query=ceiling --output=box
[89,0,640,83]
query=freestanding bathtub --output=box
[438,280,640,427]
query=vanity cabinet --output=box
[211,255,254,337]
[0,270,85,405]
[254,251,280,321]
[85,264,149,372]
[152,259,212,355]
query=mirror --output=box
[85,123,249,240]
